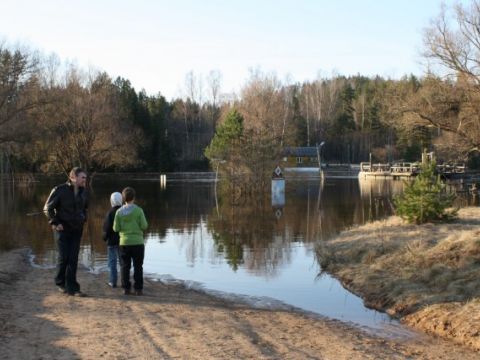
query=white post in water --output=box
[160,174,167,189]
[272,166,285,210]
[317,141,325,179]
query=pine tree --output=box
[394,162,457,224]
[204,109,244,162]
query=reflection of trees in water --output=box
[444,181,480,208]
[205,178,377,275]
[284,181,327,242]
[1,180,118,264]
[207,179,376,275]
[141,181,215,236]
[0,181,18,251]
[1,177,406,272]
[0,181,55,252]
[243,235,293,278]
[82,191,115,267]
[207,180,287,275]
[86,180,218,267]
[0,181,107,264]
[284,178,402,243]
[140,181,217,265]
[1,179,220,266]
[286,179,361,242]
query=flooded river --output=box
[0,173,415,332]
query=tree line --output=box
[2,1,480,175]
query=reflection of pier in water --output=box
[271,175,409,243]
[358,178,405,198]
[358,178,405,222]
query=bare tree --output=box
[205,69,223,138]
[37,67,141,173]
[304,83,311,146]
[423,1,480,86]
[312,78,324,139]
[239,69,286,143]
[389,0,480,155]
[279,85,294,147]
[0,44,43,145]
[184,70,205,105]
[206,69,222,107]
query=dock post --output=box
[160,174,167,189]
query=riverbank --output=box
[0,249,478,359]
[317,207,480,351]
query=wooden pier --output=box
[359,162,418,179]
[358,162,466,180]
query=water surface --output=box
[0,173,409,332]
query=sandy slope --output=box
[0,249,478,359]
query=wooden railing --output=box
[359,162,466,178]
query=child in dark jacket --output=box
[102,192,123,287]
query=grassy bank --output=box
[317,207,480,350]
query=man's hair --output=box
[69,167,86,178]
[122,187,136,202]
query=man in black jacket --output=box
[44,167,88,296]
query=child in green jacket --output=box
[113,187,148,295]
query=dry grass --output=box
[316,207,480,350]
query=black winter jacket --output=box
[43,182,88,231]
[102,205,121,246]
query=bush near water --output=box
[394,162,457,224]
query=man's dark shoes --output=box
[124,288,131,295]
[107,282,117,288]
[134,289,143,296]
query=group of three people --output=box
[43,167,148,297]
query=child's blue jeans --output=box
[107,245,119,286]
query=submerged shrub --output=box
[394,162,457,224]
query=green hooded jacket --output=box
[113,204,148,246]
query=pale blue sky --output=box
[0,0,466,99]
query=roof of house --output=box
[282,147,318,157]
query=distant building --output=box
[282,147,320,167]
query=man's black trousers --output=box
[55,229,82,294]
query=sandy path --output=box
[0,249,478,359]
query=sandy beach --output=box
[0,248,478,359]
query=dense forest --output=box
[2,1,480,176]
